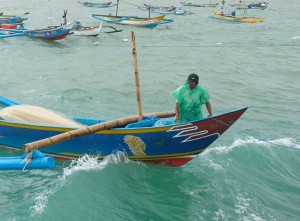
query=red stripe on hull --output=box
[140,157,194,167]
[38,33,69,40]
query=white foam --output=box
[291,36,300,39]
[62,151,129,179]
[205,136,300,154]
[30,192,52,216]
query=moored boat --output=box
[4,24,73,40]
[72,21,102,36]
[0,12,28,24]
[77,1,116,8]
[0,96,248,167]
[92,14,173,28]
[210,12,263,23]
[180,2,219,7]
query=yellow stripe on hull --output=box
[212,13,263,23]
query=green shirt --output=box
[170,82,210,123]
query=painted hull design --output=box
[0,97,249,166]
[92,14,172,28]
[24,26,72,40]
[210,13,263,23]
[1,25,72,40]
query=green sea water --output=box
[1,0,300,220]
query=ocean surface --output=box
[1,0,300,220]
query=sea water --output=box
[0,0,299,220]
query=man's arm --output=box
[206,102,212,117]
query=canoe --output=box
[71,22,102,36]
[0,96,248,167]
[247,2,268,10]
[230,2,267,10]
[77,1,116,8]
[0,15,28,24]
[92,14,173,28]
[24,24,72,40]
[2,24,73,40]
[180,2,219,7]
[210,13,264,23]
[138,6,191,15]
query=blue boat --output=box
[0,12,29,24]
[0,96,248,167]
[77,1,116,8]
[0,24,72,40]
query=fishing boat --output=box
[1,24,73,40]
[138,5,192,15]
[210,1,263,23]
[77,1,116,8]
[0,96,248,167]
[0,12,29,24]
[180,2,219,7]
[24,25,72,40]
[210,12,263,23]
[247,2,268,10]
[138,6,192,16]
[92,14,173,28]
[230,1,267,10]
[71,21,102,36]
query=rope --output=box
[22,151,33,171]
[119,0,140,7]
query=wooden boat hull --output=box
[180,2,219,7]
[210,13,263,23]
[78,1,116,8]
[92,15,169,28]
[0,97,249,166]
[24,27,71,40]
[0,16,28,24]
[72,22,102,36]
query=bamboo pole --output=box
[23,111,175,153]
[131,31,143,121]
[116,0,119,16]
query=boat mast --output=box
[131,31,143,121]
[48,0,53,26]
[221,0,225,15]
[116,0,119,16]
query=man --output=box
[170,73,212,123]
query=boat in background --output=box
[92,14,173,28]
[72,21,102,36]
[0,24,72,40]
[77,1,116,8]
[210,12,263,23]
[24,24,72,40]
[0,12,29,24]
[0,96,248,167]
[230,1,268,10]
[180,2,219,7]
[247,2,268,10]
[210,1,264,23]
[138,5,193,16]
